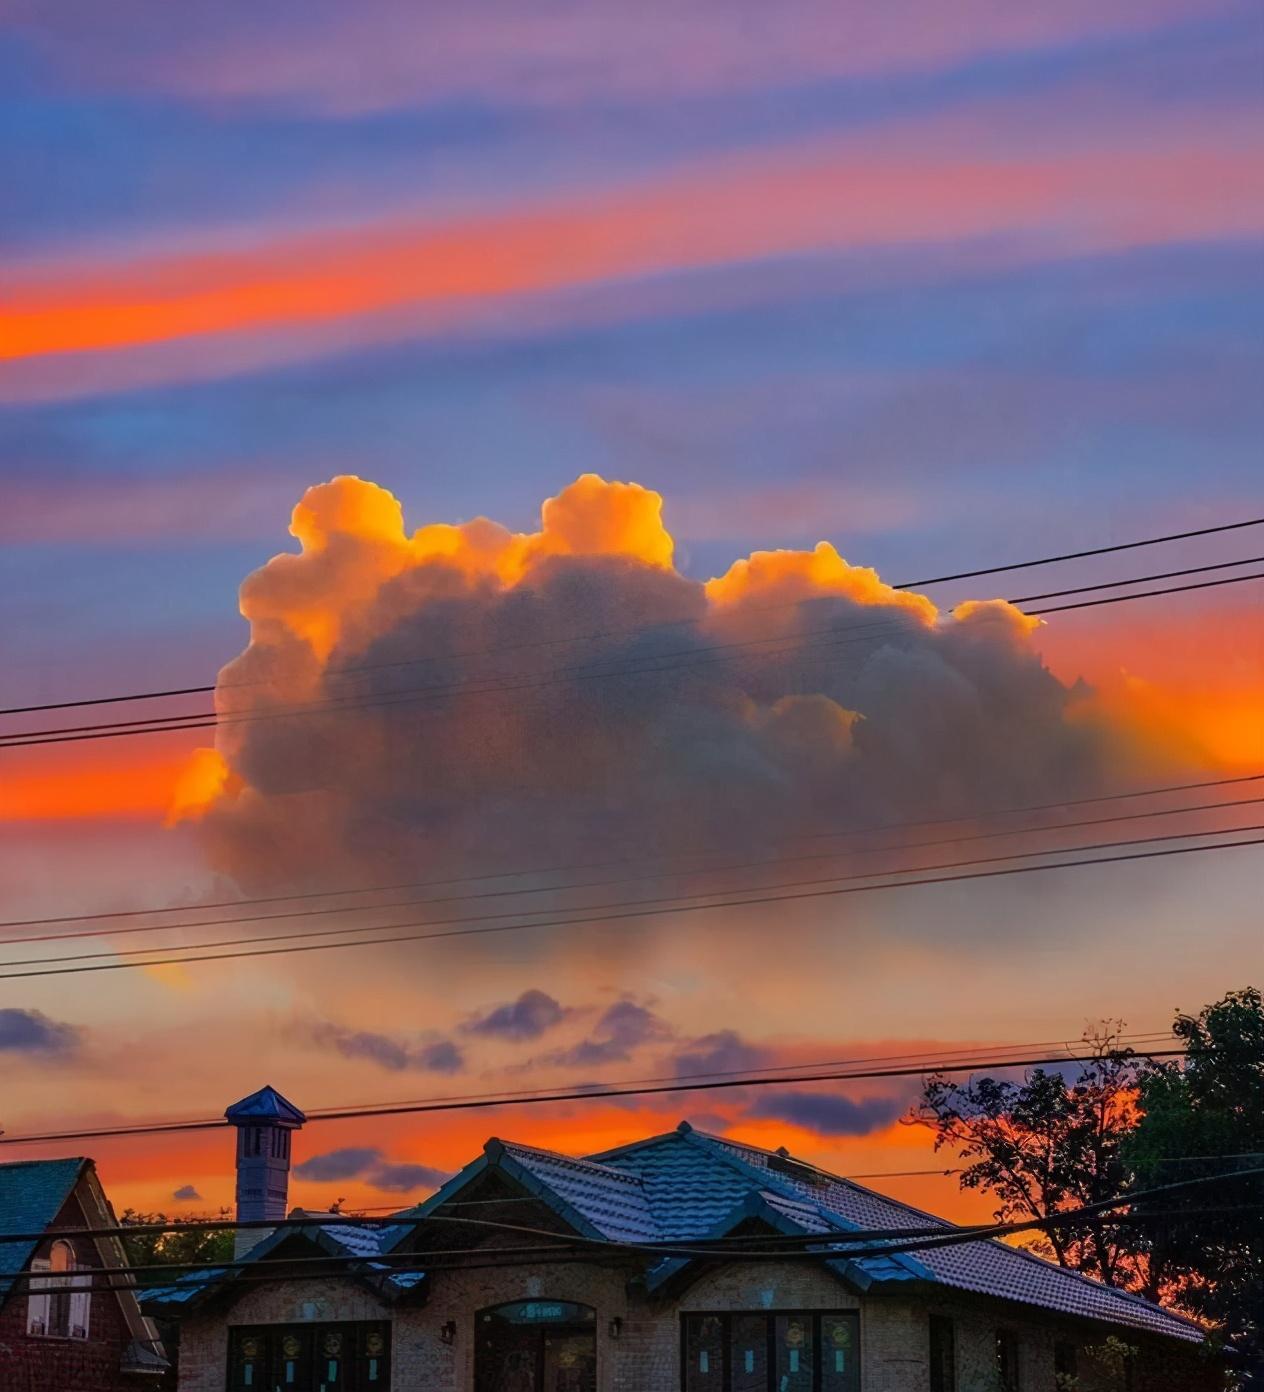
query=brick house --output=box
[144,1091,1215,1392]
[0,1156,167,1391]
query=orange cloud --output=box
[706,540,936,623]
[165,747,235,827]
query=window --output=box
[929,1316,956,1392]
[682,1312,859,1392]
[1054,1341,1078,1385]
[995,1329,1020,1392]
[26,1239,90,1340]
[228,1322,390,1392]
[477,1301,597,1392]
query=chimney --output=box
[225,1084,306,1259]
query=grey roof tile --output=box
[143,1123,1204,1343]
[588,1127,1202,1343]
[493,1139,658,1244]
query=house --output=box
[143,1087,1217,1392]
[0,1155,167,1390]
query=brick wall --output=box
[0,1188,150,1392]
[171,1259,1219,1392]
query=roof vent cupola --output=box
[225,1085,306,1258]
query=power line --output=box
[1019,569,1264,616]
[5,513,1260,719]
[0,1047,1189,1147]
[1006,554,1264,604]
[892,516,1264,588]
[0,1193,1191,1251]
[2,828,1258,982]
[8,770,1256,934]
[8,792,1257,959]
[5,567,1262,750]
[5,1171,1257,1293]
[0,1032,1176,1149]
[10,1207,1255,1288]
[3,1031,1175,1150]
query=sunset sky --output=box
[1,1,1261,1227]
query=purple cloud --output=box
[312,1023,465,1074]
[547,999,670,1067]
[747,1090,905,1136]
[294,1147,448,1194]
[172,1185,203,1202]
[465,989,570,1041]
[369,1160,449,1193]
[0,1008,79,1059]
[294,1147,384,1182]
[673,1029,771,1077]
[415,1040,465,1074]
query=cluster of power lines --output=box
[2,1167,1258,1299]
[0,512,1259,1272]
[0,515,1261,749]
[0,766,1256,982]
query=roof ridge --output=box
[502,1138,643,1183]
[584,1127,688,1164]
[0,1157,86,1171]
[698,1130,957,1228]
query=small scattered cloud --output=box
[312,1022,465,1074]
[415,1040,464,1074]
[545,999,670,1067]
[0,1007,79,1059]
[464,989,570,1041]
[294,1147,383,1183]
[370,1160,449,1193]
[294,1146,448,1194]
[673,1029,771,1077]
[746,1090,905,1136]
[172,1185,202,1202]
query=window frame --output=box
[680,1309,860,1392]
[226,1320,391,1392]
[475,1299,598,1392]
[26,1239,90,1341]
[994,1326,1020,1392]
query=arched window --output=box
[476,1302,596,1392]
[27,1239,90,1340]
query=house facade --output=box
[0,1156,167,1391]
[145,1095,1215,1392]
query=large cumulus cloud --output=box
[184,472,1124,894]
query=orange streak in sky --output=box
[5,143,1261,360]
[28,1104,993,1228]
[0,737,195,821]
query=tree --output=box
[908,1025,1146,1286]
[1124,988,1264,1384]
[119,1209,234,1285]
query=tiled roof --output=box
[0,1157,85,1298]
[141,1270,231,1308]
[224,1085,306,1125]
[143,1122,1204,1343]
[490,1139,658,1244]
[142,1215,417,1312]
[586,1125,1202,1343]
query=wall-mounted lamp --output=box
[440,1321,457,1346]
[608,1316,623,1340]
